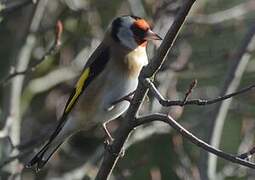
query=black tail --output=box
[26,141,63,171]
[26,114,71,171]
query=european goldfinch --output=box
[26,15,161,170]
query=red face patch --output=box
[131,19,150,46]
[133,19,150,31]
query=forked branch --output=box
[135,113,255,169]
[95,0,197,179]
[143,78,255,107]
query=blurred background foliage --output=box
[1,0,255,179]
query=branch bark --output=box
[95,0,197,179]
[143,78,255,107]
[135,114,255,169]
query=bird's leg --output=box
[102,120,125,158]
[102,120,114,145]
[111,90,136,106]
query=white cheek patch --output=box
[117,27,138,50]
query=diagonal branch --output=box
[0,0,36,16]
[188,0,255,25]
[95,0,197,179]
[135,113,255,169]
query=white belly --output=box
[74,68,138,128]
[95,70,138,122]
[74,46,147,128]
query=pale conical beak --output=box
[144,29,162,41]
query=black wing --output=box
[48,43,110,144]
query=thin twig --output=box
[143,78,255,107]
[135,113,255,169]
[0,20,63,86]
[182,79,197,104]
[95,0,197,179]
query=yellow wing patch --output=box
[65,68,90,113]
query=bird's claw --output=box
[103,139,125,158]
[104,136,114,146]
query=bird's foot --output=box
[103,140,125,158]
[104,136,114,146]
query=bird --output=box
[26,15,162,171]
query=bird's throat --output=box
[124,46,148,77]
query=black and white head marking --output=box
[111,16,140,50]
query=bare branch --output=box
[95,0,197,179]
[0,0,36,16]
[135,113,255,169]
[182,79,197,104]
[95,2,255,176]
[188,0,255,25]
[143,78,255,107]
[0,20,63,86]
[238,147,255,160]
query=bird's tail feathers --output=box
[26,141,63,171]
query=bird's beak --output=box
[144,29,162,41]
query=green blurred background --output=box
[1,0,255,179]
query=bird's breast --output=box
[124,46,148,77]
[75,46,148,124]
[77,70,137,124]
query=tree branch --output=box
[0,0,36,16]
[143,78,255,107]
[188,0,255,25]
[95,0,197,179]
[135,113,255,169]
[238,147,255,160]
[0,20,63,86]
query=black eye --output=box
[131,25,148,39]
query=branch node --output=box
[238,147,255,160]
[182,79,197,104]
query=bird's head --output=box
[110,15,162,50]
